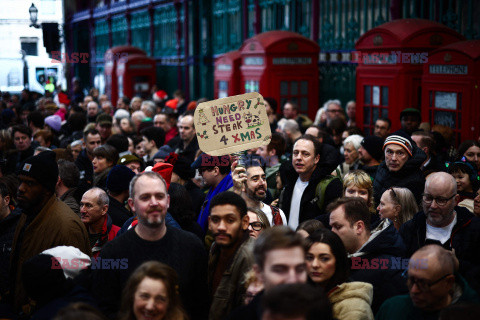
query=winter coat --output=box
[280,143,343,223]
[208,235,254,320]
[59,188,80,217]
[376,275,480,320]
[328,282,374,320]
[10,195,91,311]
[0,208,20,296]
[399,207,480,293]
[373,146,426,206]
[91,215,120,258]
[349,219,408,313]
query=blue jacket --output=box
[197,174,233,232]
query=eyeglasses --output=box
[327,109,343,114]
[406,273,452,292]
[422,193,456,207]
[249,222,264,231]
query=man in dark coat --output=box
[90,171,208,320]
[280,135,343,229]
[373,134,427,206]
[329,197,408,313]
[400,172,480,293]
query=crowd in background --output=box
[0,83,479,320]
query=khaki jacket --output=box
[328,281,374,320]
[10,195,91,311]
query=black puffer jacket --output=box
[399,207,480,293]
[373,146,426,206]
[280,143,343,223]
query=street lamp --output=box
[29,3,40,28]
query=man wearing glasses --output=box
[376,245,479,319]
[400,172,480,294]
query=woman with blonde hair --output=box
[343,170,375,213]
[377,187,418,229]
[246,207,271,239]
[119,261,187,320]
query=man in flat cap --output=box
[8,151,90,313]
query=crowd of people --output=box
[0,87,479,320]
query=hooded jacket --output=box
[373,145,427,206]
[399,206,480,293]
[328,282,374,320]
[349,219,408,313]
[280,143,343,223]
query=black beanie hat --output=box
[20,151,58,192]
[173,155,195,181]
[107,165,135,193]
[361,136,384,162]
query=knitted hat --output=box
[42,246,91,279]
[19,151,58,192]
[173,155,195,181]
[107,165,136,193]
[383,135,413,157]
[45,114,62,132]
[118,154,143,166]
[153,145,174,160]
[149,162,173,190]
[361,136,384,161]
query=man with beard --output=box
[208,191,254,320]
[400,172,480,294]
[7,151,90,313]
[232,155,286,225]
[90,171,208,320]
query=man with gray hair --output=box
[376,244,480,319]
[140,100,156,118]
[90,171,208,319]
[400,171,480,293]
[86,101,99,123]
[80,187,119,258]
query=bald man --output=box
[400,172,480,293]
[376,245,479,319]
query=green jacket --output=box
[376,275,480,320]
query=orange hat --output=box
[151,162,173,189]
[165,99,178,110]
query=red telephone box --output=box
[421,40,480,145]
[214,50,242,99]
[355,19,464,135]
[239,31,320,119]
[104,46,146,104]
[116,54,156,100]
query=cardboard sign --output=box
[194,92,272,156]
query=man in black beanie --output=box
[358,135,384,180]
[106,165,135,227]
[8,151,90,314]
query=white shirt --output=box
[261,203,287,226]
[288,177,309,230]
[426,214,457,245]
